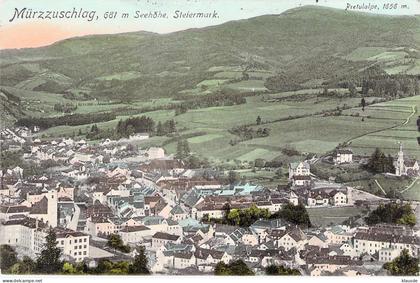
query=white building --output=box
[288,161,310,180]
[394,143,420,176]
[334,149,353,165]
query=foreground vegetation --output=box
[1,230,150,275]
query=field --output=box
[347,96,420,159]
[24,86,419,169]
[307,206,365,227]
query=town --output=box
[0,126,419,276]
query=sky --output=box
[0,0,419,49]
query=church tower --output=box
[46,189,58,227]
[395,142,405,176]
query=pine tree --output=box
[168,119,176,133]
[182,140,190,157]
[128,246,150,274]
[256,115,262,125]
[176,140,184,160]
[36,229,62,274]
[156,121,164,136]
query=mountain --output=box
[1,6,419,101]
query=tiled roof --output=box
[120,225,150,232]
[153,232,180,241]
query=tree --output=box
[156,121,164,136]
[128,246,150,274]
[348,82,357,96]
[227,209,241,226]
[9,256,36,274]
[36,229,63,273]
[271,203,312,227]
[254,158,265,168]
[365,148,395,174]
[256,115,262,125]
[62,262,80,274]
[365,202,416,227]
[417,116,420,131]
[265,264,301,275]
[222,202,231,221]
[175,139,190,160]
[107,234,130,253]
[227,170,239,185]
[215,260,254,275]
[384,249,419,276]
[168,119,176,132]
[0,245,18,272]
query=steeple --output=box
[396,142,404,176]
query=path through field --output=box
[345,104,416,147]
[400,176,419,194]
[374,179,386,195]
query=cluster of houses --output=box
[0,127,419,275]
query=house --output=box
[119,225,152,244]
[306,255,362,274]
[275,226,307,251]
[292,175,312,187]
[85,217,116,237]
[147,147,165,159]
[152,232,181,249]
[169,205,188,221]
[333,149,353,165]
[307,191,330,207]
[307,234,328,248]
[56,229,90,262]
[353,225,419,258]
[331,191,347,206]
[288,161,310,180]
[195,247,232,267]
[324,226,353,245]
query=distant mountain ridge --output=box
[0,6,419,102]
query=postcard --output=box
[0,0,419,282]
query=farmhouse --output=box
[333,149,353,165]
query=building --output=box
[395,143,420,176]
[152,232,181,249]
[292,175,312,187]
[288,161,310,180]
[333,149,353,165]
[119,225,152,244]
[56,229,90,262]
[353,225,419,258]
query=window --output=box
[83,251,86,255]
[61,240,64,245]
[84,245,87,248]
[75,246,77,250]
[84,238,87,242]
